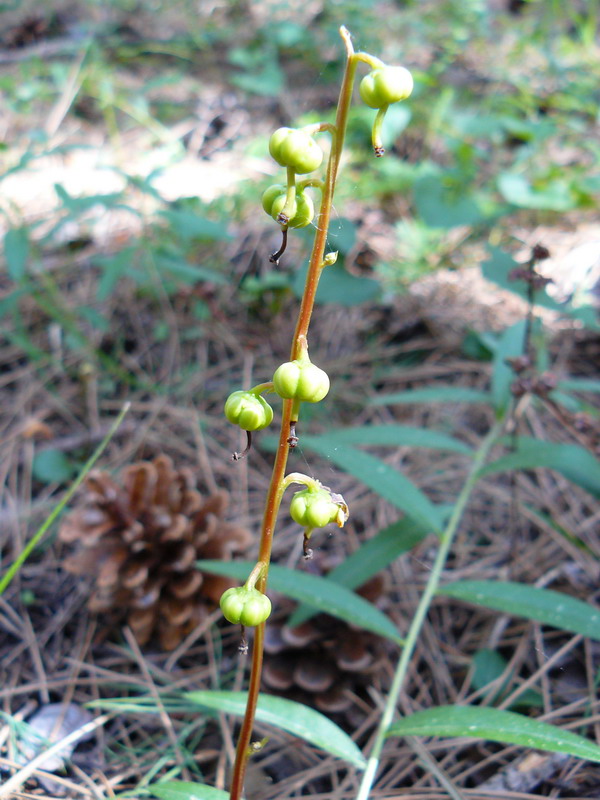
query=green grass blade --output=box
[481,437,600,498]
[198,560,402,643]
[184,691,366,769]
[558,378,600,393]
[439,580,600,640]
[387,706,600,763]
[302,427,472,454]
[0,402,131,596]
[369,387,490,406]
[150,782,231,800]
[296,439,445,533]
[288,518,429,628]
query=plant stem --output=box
[355,419,504,800]
[228,26,359,800]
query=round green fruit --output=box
[220,586,272,626]
[224,390,273,431]
[269,127,323,174]
[272,359,330,403]
[267,190,314,228]
[289,487,341,529]
[359,66,413,109]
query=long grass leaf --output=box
[296,439,445,533]
[288,518,429,627]
[184,692,366,769]
[388,706,600,761]
[369,387,490,406]
[0,403,130,596]
[303,427,472,454]
[481,437,600,498]
[387,705,600,763]
[150,782,231,800]
[440,580,600,640]
[197,560,402,643]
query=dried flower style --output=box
[59,455,251,650]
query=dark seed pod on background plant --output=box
[220,586,272,626]
[224,390,273,431]
[359,65,413,109]
[269,127,323,174]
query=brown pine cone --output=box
[59,455,251,650]
[262,573,389,726]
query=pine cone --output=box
[262,573,388,725]
[59,455,251,650]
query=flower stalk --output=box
[224,26,414,800]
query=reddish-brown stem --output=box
[291,33,357,359]
[228,27,357,800]
[228,399,292,799]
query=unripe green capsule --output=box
[271,192,314,228]
[269,127,323,174]
[272,359,330,403]
[290,487,341,529]
[261,185,315,228]
[220,586,272,626]
[224,390,273,431]
[359,66,413,109]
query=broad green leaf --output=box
[380,104,411,143]
[288,518,429,628]
[491,320,525,414]
[498,173,577,211]
[370,387,490,406]
[293,262,380,307]
[296,438,445,533]
[154,255,227,285]
[387,705,600,762]
[32,449,77,484]
[327,217,357,255]
[4,227,30,281]
[481,437,600,498]
[184,691,366,769]
[440,580,600,640]
[54,183,124,213]
[150,782,230,800]
[197,560,401,643]
[413,173,487,228]
[471,649,543,709]
[159,210,231,242]
[304,427,472,455]
[230,65,284,96]
[559,378,600,394]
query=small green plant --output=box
[216,27,416,800]
[72,21,600,800]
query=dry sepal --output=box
[59,455,251,650]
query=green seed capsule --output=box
[269,191,314,229]
[272,359,330,403]
[289,487,342,529]
[220,586,272,626]
[359,66,413,109]
[224,391,273,431]
[269,127,323,174]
